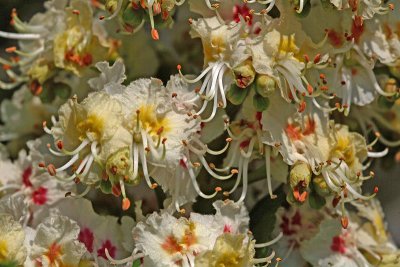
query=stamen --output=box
[255,232,283,248]
[265,145,277,199]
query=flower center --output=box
[0,240,8,260]
[76,115,104,141]
[137,105,170,137]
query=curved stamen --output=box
[55,153,79,172]
[228,156,243,194]
[255,232,283,248]
[178,63,214,84]
[198,155,235,180]
[345,183,376,200]
[265,145,277,199]
[105,248,143,265]
[367,148,388,158]
[0,31,41,40]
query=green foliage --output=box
[250,186,286,258]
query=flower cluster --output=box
[1,0,400,266]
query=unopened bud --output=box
[232,60,256,89]
[255,75,276,97]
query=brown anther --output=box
[298,101,306,113]
[388,3,394,10]
[276,258,282,262]
[157,126,164,135]
[223,191,230,197]
[231,169,239,174]
[145,147,150,152]
[151,183,158,189]
[187,112,192,117]
[226,137,233,143]
[356,171,361,177]
[374,132,381,138]
[373,186,379,194]
[5,46,16,53]
[224,118,230,124]
[249,9,255,14]
[99,15,105,20]
[370,171,375,177]
[326,159,332,165]
[335,103,341,109]
[74,177,80,184]
[192,114,199,119]
[151,28,159,40]
[38,162,46,168]
[122,198,131,210]
[319,74,326,80]
[171,92,178,98]
[2,64,11,71]
[215,187,222,192]
[218,101,224,108]
[320,85,329,91]
[65,192,72,197]
[72,9,80,15]
[332,196,341,207]
[182,140,188,146]
[209,163,216,169]
[162,138,167,144]
[192,162,201,168]
[211,3,220,8]
[47,164,56,176]
[188,18,193,24]
[341,216,349,229]
[313,54,321,64]
[307,84,313,95]
[56,140,63,150]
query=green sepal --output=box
[100,179,112,194]
[308,191,326,210]
[253,93,270,112]
[226,83,250,105]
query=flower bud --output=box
[105,147,138,184]
[313,175,331,197]
[105,0,119,13]
[289,161,311,190]
[255,75,276,97]
[232,60,256,89]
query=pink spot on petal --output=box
[97,240,116,259]
[331,236,346,254]
[22,166,33,187]
[223,224,232,233]
[78,228,94,253]
[32,187,47,205]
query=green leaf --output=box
[249,186,286,258]
[253,93,270,112]
[226,84,249,105]
[54,83,71,100]
[100,180,112,194]
[132,259,141,267]
[308,191,326,210]
[122,7,144,26]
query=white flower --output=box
[0,0,113,91]
[0,144,73,218]
[111,200,280,267]
[28,215,88,267]
[178,16,250,121]
[47,198,135,264]
[44,91,126,186]
[0,214,27,266]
